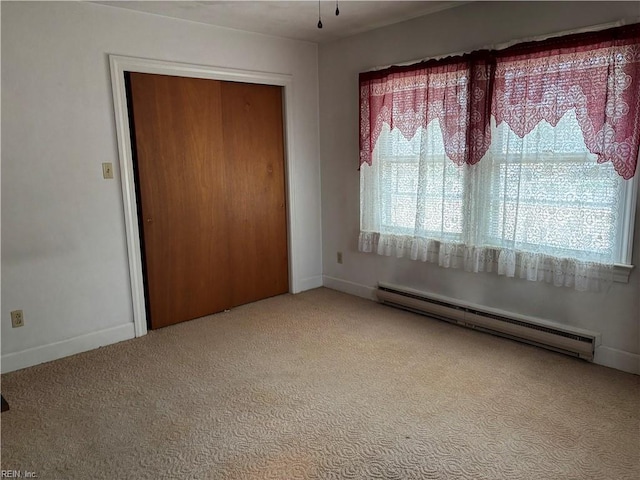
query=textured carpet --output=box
[1,288,638,479]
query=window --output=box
[359,25,640,290]
[480,111,630,263]
[372,122,464,242]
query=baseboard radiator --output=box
[377,283,599,361]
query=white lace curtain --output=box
[358,25,640,291]
[360,113,622,290]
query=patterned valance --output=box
[359,24,640,179]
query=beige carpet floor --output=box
[1,288,638,479]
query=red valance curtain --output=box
[359,24,640,179]
[359,55,494,167]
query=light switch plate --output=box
[102,162,114,179]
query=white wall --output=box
[319,1,640,374]
[1,2,322,372]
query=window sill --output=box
[614,264,634,283]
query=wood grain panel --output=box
[221,82,289,306]
[128,73,232,328]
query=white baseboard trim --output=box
[323,276,376,300]
[594,346,640,375]
[294,275,323,293]
[1,323,136,374]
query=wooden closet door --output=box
[221,82,289,306]
[128,73,232,329]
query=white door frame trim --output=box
[109,54,298,337]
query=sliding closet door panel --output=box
[129,73,232,329]
[221,82,289,306]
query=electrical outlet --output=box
[337,252,343,264]
[11,310,24,328]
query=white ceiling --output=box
[95,1,466,43]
